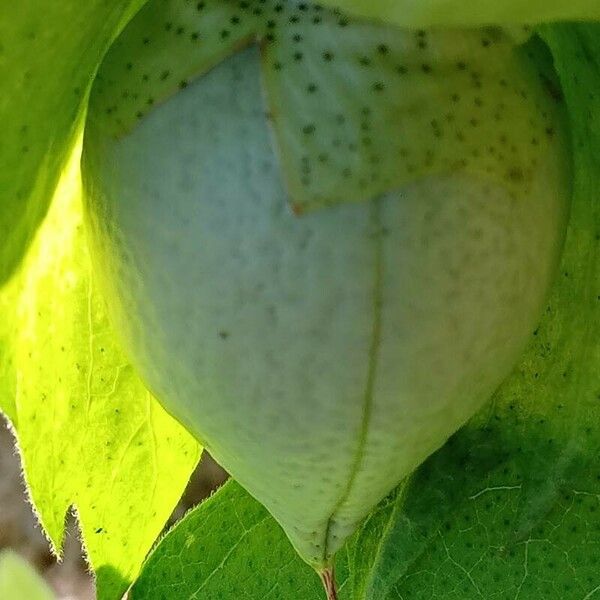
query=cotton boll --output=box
[82,6,570,592]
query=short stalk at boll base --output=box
[318,565,338,600]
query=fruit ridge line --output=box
[322,197,384,563]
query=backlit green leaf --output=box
[0,0,148,283]
[0,147,200,600]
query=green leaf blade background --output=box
[130,480,352,600]
[0,148,200,600]
[0,0,150,283]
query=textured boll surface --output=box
[83,37,569,567]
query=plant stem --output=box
[319,566,338,600]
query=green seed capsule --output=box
[82,2,571,594]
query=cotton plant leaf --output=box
[129,480,351,600]
[89,0,564,215]
[0,147,200,600]
[0,0,150,284]
[342,21,600,600]
[314,0,600,29]
[0,313,17,425]
[0,551,55,600]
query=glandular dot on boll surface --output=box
[82,5,571,596]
